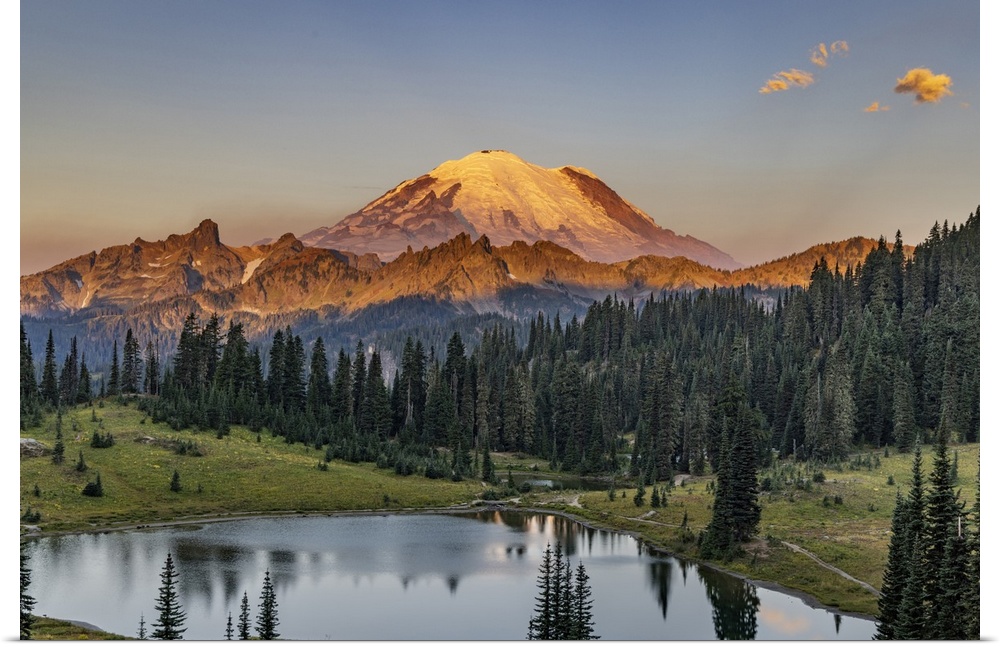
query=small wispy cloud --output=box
[894,68,953,103]
[864,101,890,112]
[810,40,848,68]
[759,69,815,94]
[762,40,846,95]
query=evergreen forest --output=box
[21,210,979,477]
[19,210,980,639]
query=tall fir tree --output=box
[238,591,251,640]
[700,381,762,560]
[122,328,142,393]
[874,491,910,639]
[255,570,279,640]
[58,336,79,405]
[41,330,60,406]
[20,549,35,640]
[150,553,186,640]
[20,322,39,419]
[569,561,598,640]
[108,339,121,396]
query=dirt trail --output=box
[779,540,881,597]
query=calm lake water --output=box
[25,511,875,640]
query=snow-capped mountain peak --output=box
[301,150,739,269]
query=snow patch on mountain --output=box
[302,150,739,269]
[242,258,264,284]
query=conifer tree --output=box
[238,591,251,639]
[331,348,353,423]
[77,353,92,403]
[528,543,598,640]
[144,341,160,396]
[351,341,367,422]
[150,553,186,640]
[58,336,79,405]
[137,614,147,640]
[255,570,279,640]
[20,549,35,640]
[874,491,910,640]
[481,442,495,483]
[82,472,103,497]
[108,339,121,396]
[41,330,59,406]
[528,544,555,640]
[225,612,234,640]
[306,337,331,421]
[701,381,762,560]
[892,361,917,452]
[52,423,65,465]
[122,328,142,393]
[20,322,39,418]
[569,561,598,640]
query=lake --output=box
[24,510,875,640]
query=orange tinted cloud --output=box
[864,101,890,112]
[894,68,953,103]
[759,69,815,94]
[810,40,848,67]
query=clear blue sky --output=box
[19,0,980,274]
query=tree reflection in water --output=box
[646,559,673,619]
[698,566,760,640]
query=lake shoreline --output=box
[22,499,877,625]
[508,504,878,623]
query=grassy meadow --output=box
[20,399,979,620]
[526,441,980,616]
[19,399,481,533]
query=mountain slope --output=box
[18,220,381,318]
[301,150,741,269]
[22,219,904,323]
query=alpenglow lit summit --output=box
[301,150,740,270]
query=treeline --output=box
[21,210,978,479]
[875,436,979,639]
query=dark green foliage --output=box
[108,339,121,396]
[41,330,60,406]
[76,352,93,403]
[238,591,251,640]
[875,440,978,639]
[874,491,910,640]
[82,472,103,497]
[150,553,186,640]
[20,322,40,423]
[527,543,598,640]
[633,481,645,507]
[58,337,79,406]
[481,442,495,483]
[122,328,142,394]
[225,612,233,640]
[170,470,182,492]
[91,431,116,448]
[52,424,65,465]
[255,570,279,640]
[22,506,42,523]
[21,549,35,639]
[137,614,147,639]
[75,450,87,472]
[700,381,762,561]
